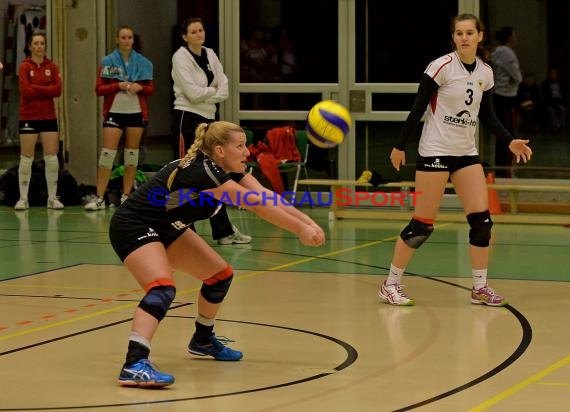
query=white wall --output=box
[115,0,177,139]
[61,0,103,185]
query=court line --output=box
[0,316,358,410]
[393,299,532,411]
[468,355,570,411]
[0,304,190,357]
[0,239,388,341]
[218,239,393,283]
[0,283,137,292]
[0,302,140,341]
[536,381,570,387]
[3,222,534,410]
[0,289,141,332]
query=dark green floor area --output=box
[1,205,569,283]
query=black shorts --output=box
[18,119,59,134]
[109,209,185,261]
[103,112,147,129]
[416,155,480,174]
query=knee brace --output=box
[467,210,493,247]
[44,154,59,173]
[201,265,233,304]
[98,148,117,169]
[138,278,176,321]
[400,217,434,249]
[124,148,139,167]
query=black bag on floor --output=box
[0,161,81,206]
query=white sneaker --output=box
[120,193,129,204]
[47,197,64,209]
[217,225,252,245]
[84,197,105,211]
[378,281,415,306]
[15,198,29,210]
[471,285,508,307]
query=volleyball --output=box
[305,100,351,148]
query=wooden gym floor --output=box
[0,205,569,411]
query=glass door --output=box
[351,0,458,182]
[221,0,463,181]
[223,0,349,181]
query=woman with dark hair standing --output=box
[378,14,532,307]
[16,33,63,210]
[171,17,250,245]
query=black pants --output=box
[493,94,517,177]
[173,109,234,240]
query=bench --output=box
[297,178,570,225]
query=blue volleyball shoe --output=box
[188,334,243,361]
[118,359,175,388]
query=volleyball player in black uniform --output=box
[110,120,325,388]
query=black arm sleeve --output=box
[394,73,439,150]
[478,88,513,144]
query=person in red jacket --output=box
[85,26,154,211]
[16,33,63,210]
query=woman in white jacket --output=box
[171,17,251,245]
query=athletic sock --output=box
[472,268,488,290]
[44,155,59,200]
[125,339,150,366]
[18,155,33,200]
[386,264,405,286]
[194,314,215,345]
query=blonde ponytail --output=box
[167,121,244,190]
[167,123,210,190]
[188,123,209,160]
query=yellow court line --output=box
[163,239,393,298]
[0,302,137,341]
[227,238,394,283]
[536,381,570,387]
[469,355,570,411]
[0,283,134,292]
[0,239,389,341]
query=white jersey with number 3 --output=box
[419,52,494,157]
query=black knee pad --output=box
[467,210,493,247]
[400,218,434,249]
[201,275,233,304]
[138,285,176,321]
